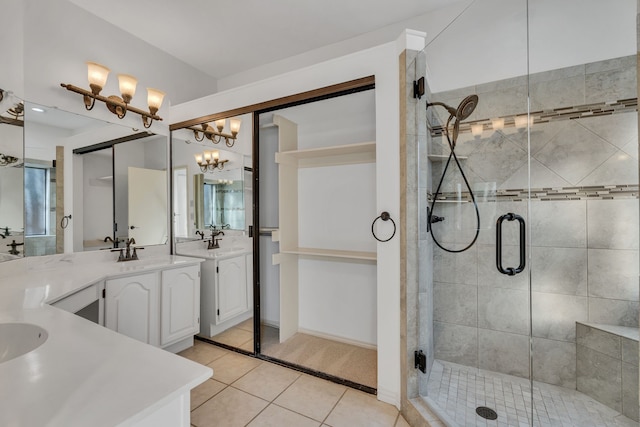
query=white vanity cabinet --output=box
[216,254,248,323]
[104,263,201,351]
[160,265,200,347]
[105,272,160,346]
[198,251,253,337]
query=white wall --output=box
[170,33,405,406]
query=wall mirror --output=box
[0,97,25,261]
[171,113,254,354]
[23,102,168,256]
[171,113,252,240]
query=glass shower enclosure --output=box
[411,0,639,425]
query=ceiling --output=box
[67,0,460,81]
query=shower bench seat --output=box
[575,321,639,422]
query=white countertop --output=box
[175,238,252,260]
[0,251,212,426]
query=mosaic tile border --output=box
[427,184,639,203]
[430,98,638,137]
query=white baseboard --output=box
[377,387,400,409]
[297,328,377,350]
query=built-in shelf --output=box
[279,247,376,261]
[428,154,467,161]
[260,123,278,129]
[276,141,376,168]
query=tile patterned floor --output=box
[179,340,407,427]
[425,359,638,427]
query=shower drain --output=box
[476,406,498,420]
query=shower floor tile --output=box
[424,359,637,427]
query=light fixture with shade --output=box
[61,61,165,128]
[471,123,484,137]
[195,150,228,173]
[190,118,241,147]
[491,118,505,130]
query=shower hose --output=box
[428,115,481,253]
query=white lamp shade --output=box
[87,62,110,88]
[212,150,220,161]
[147,88,165,111]
[203,151,212,162]
[229,119,241,134]
[195,154,203,164]
[117,74,138,99]
[214,119,226,131]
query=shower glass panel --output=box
[413,0,639,426]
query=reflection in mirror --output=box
[0,94,24,261]
[23,102,168,257]
[172,113,254,353]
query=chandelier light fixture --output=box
[61,62,165,128]
[195,150,228,173]
[189,118,241,147]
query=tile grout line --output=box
[320,387,349,426]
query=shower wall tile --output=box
[576,323,622,359]
[433,282,477,327]
[577,111,638,149]
[529,64,585,84]
[502,120,566,155]
[432,245,477,285]
[576,344,623,412]
[500,158,574,191]
[585,55,636,74]
[473,84,529,121]
[418,187,429,241]
[578,150,638,187]
[477,329,529,379]
[587,199,639,250]
[477,245,528,291]
[530,247,587,296]
[621,139,639,160]
[477,201,527,246]
[587,249,639,301]
[589,297,640,327]
[530,75,586,112]
[532,338,577,389]
[622,361,640,421]
[585,65,637,104]
[477,287,529,335]
[429,202,479,246]
[530,200,586,248]
[434,321,478,367]
[532,292,588,342]
[419,134,429,190]
[622,337,639,365]
[534,121,618,185]
[418,239,433,294]
[466,132,528,186]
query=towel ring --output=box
[60,214,72,229]
[371,211,396,242]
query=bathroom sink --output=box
[0,323,48,364]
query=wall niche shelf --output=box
[428,154,467,161]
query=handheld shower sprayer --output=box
[427,94,479,146]
[426,94,481,253]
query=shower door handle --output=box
[496,213,525,276]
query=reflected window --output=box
[203,181,244,230]
[25,166,53,236]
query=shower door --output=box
[414,0,639,426]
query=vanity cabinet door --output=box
[216,255,247,323]
[105,272,160,346]
[160,265,200,347]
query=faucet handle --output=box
[110,248,125,262]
